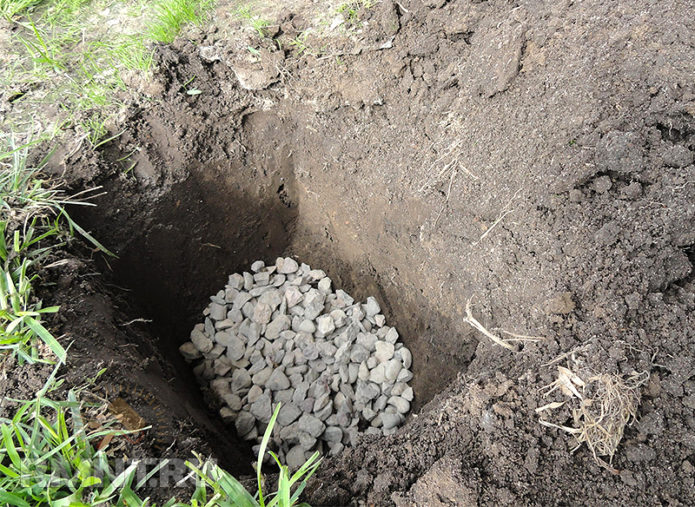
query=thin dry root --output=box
[463,299,544,351]
[463,300,515,350]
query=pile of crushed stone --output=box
[179,257,413,467]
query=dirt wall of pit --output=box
[58,0,695,504]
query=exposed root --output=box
[463,299,543,351]
[539,362,649,467]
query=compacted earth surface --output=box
[3,0,695,504]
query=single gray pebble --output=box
[350,344,369,363]
[298,319,316,333]
[223,393,243,411]
[228,273,244,290]
[225,336,246,362]
[355,381,380,403]
[275,388,295,404]
[252,303,273,325]
[250,393,272,422]
[313,393,330,412]
[209,303,227,321]
[382,413,401,430]
[374,395,388,411]
[362,406,377,421]
[384,358,402,382]
[243,272,254,290]
[323,426,343,443]
[232,369,252,392]
[385,327,399,344]
[402,386,414,402]
[364,297,381,317]
[317,342,337,357]
[316,315,335,336]
[286,445,307,469]
[251,260,265,272]
[247,385,263,404]
[369,363,386,383]
[298,431,317,450]
[277,257,299,274]
[285,286,303,307]
[348,363,359,384]
[252,367,273,386]
[191,329,213,353]
[399,348,412,369]
[277,403,302,426]
[329,442,345,456]
[318,277,332,293]
[374,341,395,363]
[358,362,370,381]
[298,414,326,438]
[267,369,291,390]
[213,357,232,376]
[358,333,377,351]
[259,290,283,311]
[235,411,255,436]
[315,402,333,421]
[397,368,413,382]
[301,397,315,413]
[388,395,410,414]
[179,342,201,361]
[253,271,270,286]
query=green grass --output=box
[0,365,152,506]
[1,373,321,506]
[149,0,216,43]
[234,5,271,38]
[182,403,321,507]
[0,0,44,19]
[336,0,377,25]
[3,0,215,146]
[0,139,113,363]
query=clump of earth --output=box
[179,257,414,467]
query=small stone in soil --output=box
[179,342,201,361]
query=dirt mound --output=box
[46,0,695,503]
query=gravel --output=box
[180,257,414,465]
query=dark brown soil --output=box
[5,0,695,504]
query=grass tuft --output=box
[149,0,216,43]
[184,403,322,507]
[0,138,113,363]
[0,363,152,505]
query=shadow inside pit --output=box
[105,169,298,473]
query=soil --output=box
[4,0,695,504]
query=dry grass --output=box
[538,363,648,469]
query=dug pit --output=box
[63,2,695,502]
[71,105,474,476]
